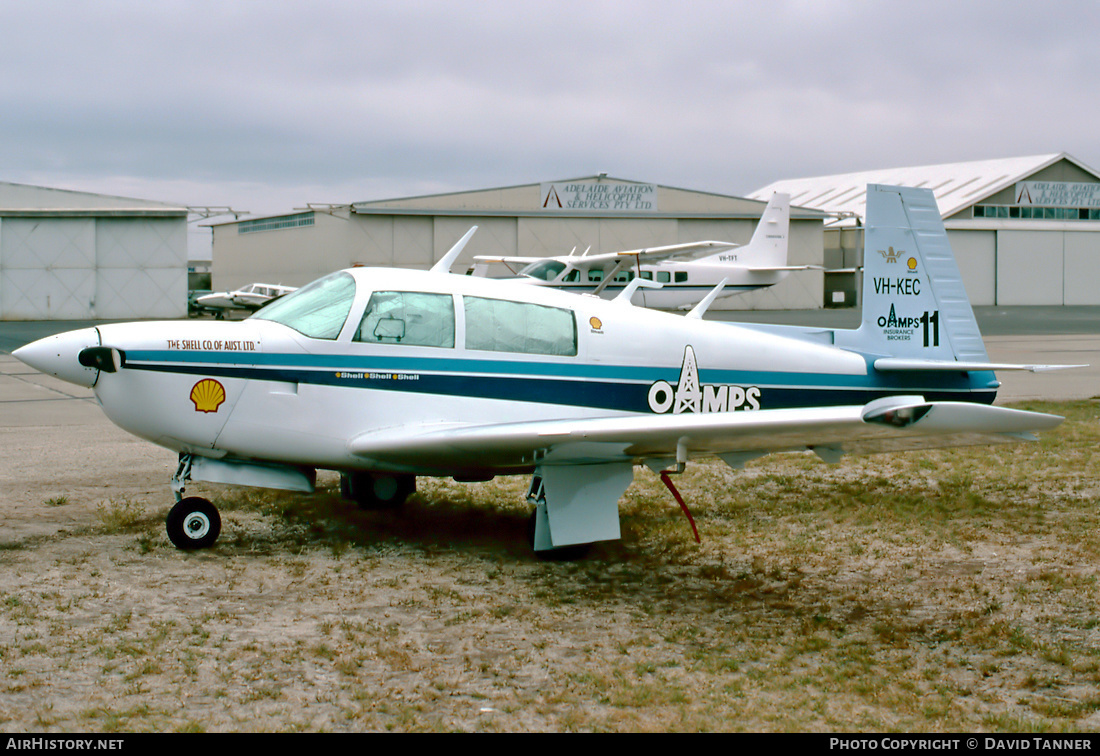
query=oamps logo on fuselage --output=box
[647,345,761,414]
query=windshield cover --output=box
[251,271,356,339]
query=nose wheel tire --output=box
[166,496,222,549]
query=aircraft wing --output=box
[471,256,544,265]
[473,241,737,272]
[557,241,738,271]
[348,397,1063,473]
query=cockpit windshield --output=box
[519,260,567,281]
[251,271,356,339]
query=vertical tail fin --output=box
[853,185,988,362]
[699,192,789,268]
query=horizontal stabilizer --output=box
[874,358,1088,373]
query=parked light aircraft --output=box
[468,193,817,309]
[14,186,1075,557]
[195,282,297,317]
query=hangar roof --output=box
[748,153,1100,226]
[0,181,188,217]
[350,174,827,220]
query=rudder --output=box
[855,184,988,363]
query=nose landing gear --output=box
[166,496,222,550]
[167,453,221,550]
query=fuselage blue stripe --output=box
[123,353,996,412]
[125,350,994,392]
[127,350,673,382]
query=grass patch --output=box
[4,399,1099,732]
[95,498,150,533]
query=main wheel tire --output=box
[166,496,221,550]
[342,472,415,510]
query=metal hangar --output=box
[0,182,189,319]
[209,176,828,310]
[750,153,1100,306]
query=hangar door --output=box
[1064,232,1100,305]
[0,217,187,319]
[997,230,1100,305]
[946,231,995,306]
[95,218,187,318]
[1,218,97,319]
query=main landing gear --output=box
[340,471,416,510]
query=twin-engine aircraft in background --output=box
[195,282,297,317]
[15,186,1074,557]
[468,193,817,309]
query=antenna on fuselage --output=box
[431,226,478,274]
[684,277,729,319]
[612,278,663,305]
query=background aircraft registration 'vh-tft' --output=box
[14,185,1074,558]
[468,192,816,309]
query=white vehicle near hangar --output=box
[14,186,1075,558]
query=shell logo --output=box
[907,257,918,271]
[589,316,602,330]
[190,379,226,413]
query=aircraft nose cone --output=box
[13,327,101,388]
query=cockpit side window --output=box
[251,271,356,340]
[355,291,455,347]
[464,296,577,356]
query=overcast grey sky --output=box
[3,0,1099,222]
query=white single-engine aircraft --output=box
[468,193,816,309]
[195,282,297,317]
[15,186,1074,557]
